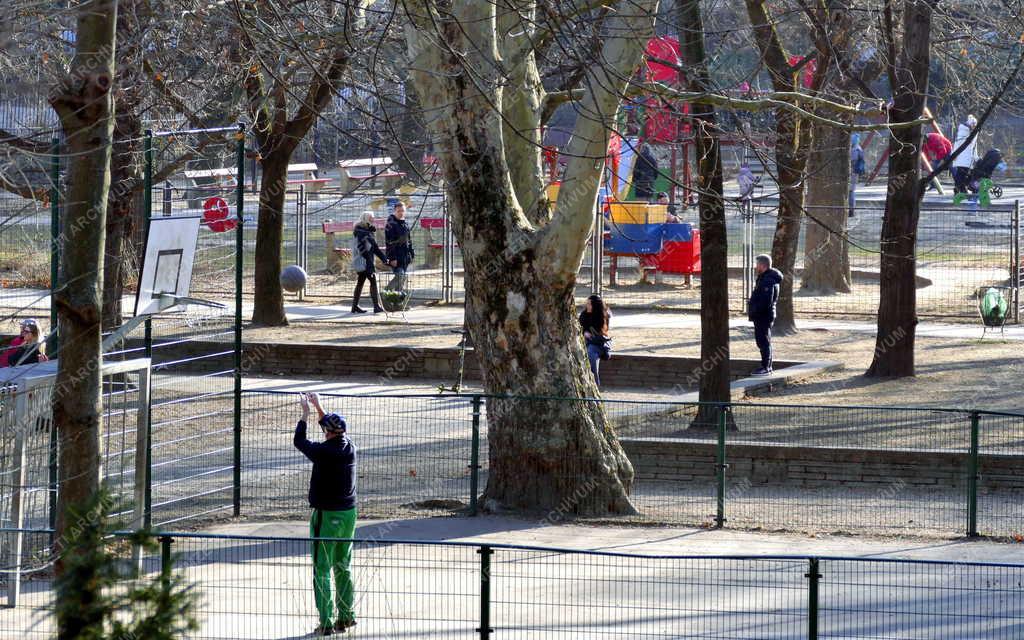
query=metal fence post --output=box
[967,411,980,537]
[160,535,173,593]
[49,137,60,348]
[296,185,306,301]
[233,125,245,517]
[442,192,454,304]
[806,557,821,640]
[716,404,728,528]
[592,200,603,296]
[470,395,482,516]
[477,545,493,639]
[1012,200,1020,324]
[143,131,155,527]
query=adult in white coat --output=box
[950,114,978,195]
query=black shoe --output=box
[373,307,384,314]
[351,306,366,314]
[314,623,335,636]
[751,367,771,376]
[334,619,357,633]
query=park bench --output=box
[183,167,237,208]
[338,157,406,192]
[286,163,331,195]
[420,217,446,268]
[322,220,355,273]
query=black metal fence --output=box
[1,529,1022,638]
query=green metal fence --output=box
[4,389,1022,544]
[235,391,1024,539]
[1,529,1022,638]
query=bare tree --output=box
[47,0,117,617]
[742,0,833,334]
[236,1,368,326]
[867,0,1024,376]
[405,0,660,515]
[677,0,731,428]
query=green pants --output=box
[310,508,357,626]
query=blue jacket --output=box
[748,268,782,323]
[294,420,357,511]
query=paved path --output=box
[5,289,1020,340]
[276,304,1024,341]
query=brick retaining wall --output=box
[140,339,794,387]
[620,437,1024,491]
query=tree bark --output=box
[48,0,117,621]
[867,0,935,377]
[678,0,731,428]
[407,0,657,515]
[101,100,142,331]
[100,0,145,331]
[743,0,818,335]
[244,4,358,326]
[251,152,290,326]
[801,121,852,293]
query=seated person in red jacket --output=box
[1,319,48,367]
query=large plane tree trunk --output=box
[867,0,935,377]
[407,0,657,515]
[802,121,852,293]
[48,2,117,624]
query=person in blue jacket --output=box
[295,392,358,636]
[747,254,782,375]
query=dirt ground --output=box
[244,318,1024,414]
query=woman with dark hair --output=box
[579,295,611,387]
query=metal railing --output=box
[2,528,1022,638]
[236,391,1024,539]
[4,388,1023,539]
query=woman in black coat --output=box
[579,295,611,387]
[351,211,388,313]
[384,202,415,292]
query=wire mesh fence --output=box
[235,392,1024,539]
[0,193,53,311]
[3,157,1020,322]
[239,391,480,520]
[1,530,1022,639]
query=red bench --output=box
[322,220,355,272]
[420,217,447,267]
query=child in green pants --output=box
[296,393,358,636]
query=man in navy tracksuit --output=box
[295,393,357,636]
[747,254,782,375]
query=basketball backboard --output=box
[133,216,201,316]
